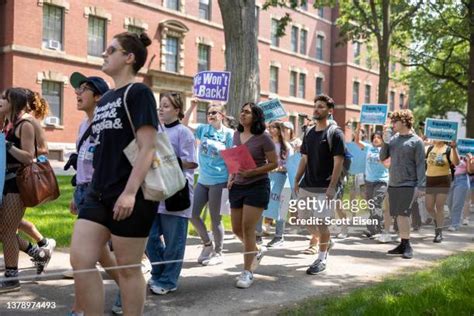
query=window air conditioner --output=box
[44,116,60,126]
[47,39,61,50]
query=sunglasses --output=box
[207,111,220,116]
[75,85,95,94]
[104,46,129,55]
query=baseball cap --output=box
[282,121,294,130]
[70,72,109,95]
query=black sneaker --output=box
[402,244,413,259]
[256,235,263,245]
[0,279,20,294]
[30,246,52,274]
[433,229,443,243]
[306,259,326,275]
[387,243,405,256]
[266,237,284,248]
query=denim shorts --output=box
[74,183,89,216]
[78,187,159,238]
[229,178,270,209]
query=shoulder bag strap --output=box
[122,83,137,138]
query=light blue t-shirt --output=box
[364,144,389,183]
[195,124,234,185]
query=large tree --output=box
[402,0,473,137]
[218,0,260,118]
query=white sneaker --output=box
[250,246,267,271]
[202,253,223,266]
[463,218,469,225]
[141,257,152,274]
[235,270,254,289]
[377,233,392,243]
[197,244,214,264]
[149,283,177,295]
[448,226,457,232]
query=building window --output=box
[316,77,323,95]
[42,4,64,50]
[298,73,306,98]
[353,42,361,65]
[298,114,306,135]
[271,19,279,47]
[42,81,62,123]
[352,81,360,105]
[290,71,297,97]
[165,36,179,72]
[316,35,324,60]
[391,62,396,73]
[390,91,395,111]
[300,29,307,55]
[166,0,180,11]
[289,115,296,131]
[197,101,208,124]
[88,16,106,57]
[364,85,371,104]
[318,8,324,18]
[197,44,210,72]
[270,66,279,93]
[199,0,211,20]
[127,25,144,34]
[399,93,405,108]
[291,26,299,53]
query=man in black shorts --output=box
[380,109,426,259]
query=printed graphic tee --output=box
[90,83,158,198]
[76,118,94,185]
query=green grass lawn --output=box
[280,251,474,316]
[21,175,233,248]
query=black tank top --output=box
[5,119,31,166]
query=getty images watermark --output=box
[287,196,380,226]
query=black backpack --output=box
[426,145,455,179]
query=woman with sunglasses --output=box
[70,32,159,315]
[183,100,234,266]
[228,102,278,289]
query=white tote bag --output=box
[122,84,186,201]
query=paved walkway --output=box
[0,222,473,315]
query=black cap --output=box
[70,72,109,95]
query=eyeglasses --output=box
[75,86,95,94]
[104,46,129,55]
[207,111,220,116]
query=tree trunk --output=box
[377,0,391,105]
[218,0,260,119]
[467,0,474,138]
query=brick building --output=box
[0,0,408,157]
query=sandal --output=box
[302,245,318,255]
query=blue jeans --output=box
[447,174,470,228]
[146,214,188,290]
[256,217,286,238]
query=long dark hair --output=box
[237,102,266,135]
[4,88,28,126]
[270,121,288,160]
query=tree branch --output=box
[391,0,423,32]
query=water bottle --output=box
[37,155,48,163]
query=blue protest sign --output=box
[263,172,287,220]
[193,71,231,102]
[346,142,367,175]
[286,153,301,189]
[258,98,287,122]
[424,118,458,142]
[0,134,5,204]
[457,138,474,157]
[360,104,388,125]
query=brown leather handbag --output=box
[16,158,60,207]
[14,122,60,207]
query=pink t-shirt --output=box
[454,159,467,176]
